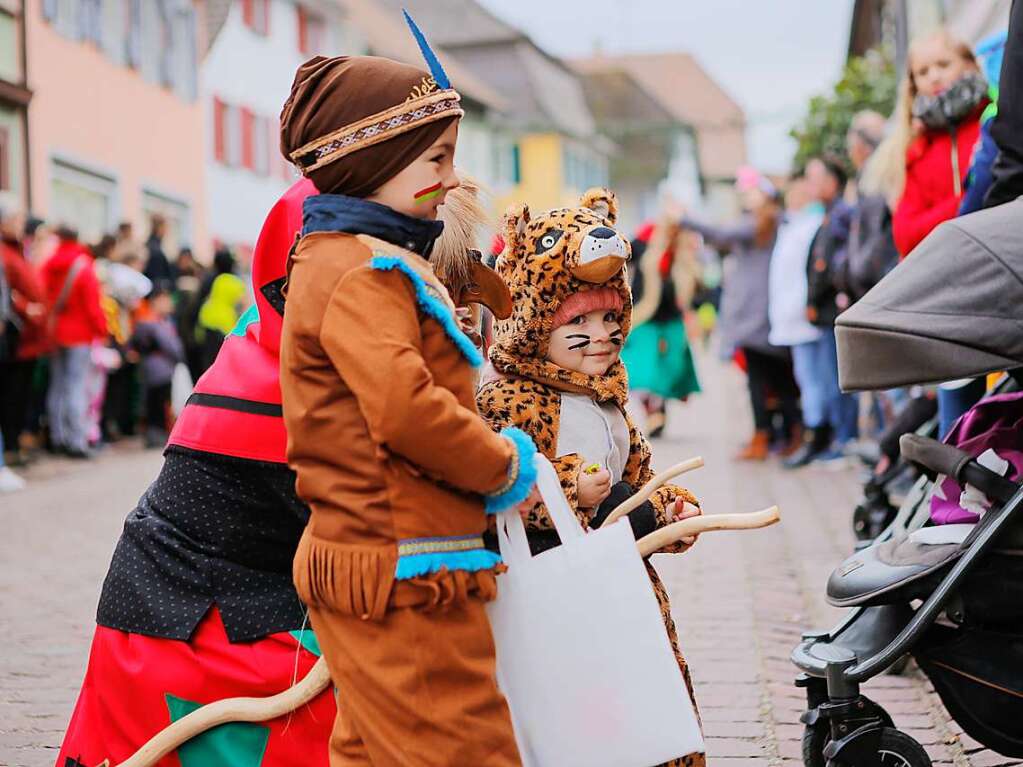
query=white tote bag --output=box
[171,363,194,417]
[487,455,704,767]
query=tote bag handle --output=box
[496,455,586,567]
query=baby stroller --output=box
[851,394,938,543]
[791,200,1023,766]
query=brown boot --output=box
[779,425,804,457]
[735,430,770,461]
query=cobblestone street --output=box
[1,358,1019,766]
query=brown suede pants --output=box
[307,596,521,766]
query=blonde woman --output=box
[882,30,987,257]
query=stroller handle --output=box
[900,434,1017,504]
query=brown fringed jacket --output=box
[280,195,536,621]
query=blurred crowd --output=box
[4,24,1020,497]
[0,209,250,492]
[631,25,1019,477]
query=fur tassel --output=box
[369,255,483,367]
[433,174,488,300]
[395,548,502,580]
[485,427,538,514]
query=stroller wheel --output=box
[803,725,931,766]
[801,723,829,767]
[875,728,931,766]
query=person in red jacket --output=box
[40,228,108,457]
[0,206,49,467]
[892,30,988,258]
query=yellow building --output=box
[494,132,611,214]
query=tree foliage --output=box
[789,51,898,172]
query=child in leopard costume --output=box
[478,188,705,767]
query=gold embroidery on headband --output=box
[289,90,463,174]
[407,75,439,102]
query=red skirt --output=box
[58,609,335,767]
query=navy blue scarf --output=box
[302,194,444,258]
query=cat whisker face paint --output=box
[414,182,443,205]
[547,306,624,377]
[565,333,591,351]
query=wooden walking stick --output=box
[100,656,332,767]
[636,506,781,557]
[599,457,705,528]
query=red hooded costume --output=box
[169,178,315,463]
[58,180,335,767]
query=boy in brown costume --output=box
[478,190,706,767]
[278,53,536,766]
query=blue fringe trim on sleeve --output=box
[369,255,483,368]
[484,427,538,514]
[229,304,259,337]
[395,548,502,580]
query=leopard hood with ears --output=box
[489,188,633,406]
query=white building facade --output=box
[201,0,362,260]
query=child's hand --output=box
[670,499,702,549]
[456,307,483,348]
[578,467,612,509]
[516,484,541,513]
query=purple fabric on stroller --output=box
[931,391,1023,525]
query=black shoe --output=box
[782,442,820,469]
[783,426,832,469]
[64,447,94,460]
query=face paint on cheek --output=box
[413,182,443,204]
[565,333,591,351]
[609,329,623,347]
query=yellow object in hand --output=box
[584,463,603,475]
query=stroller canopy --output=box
[836,199,1023,391]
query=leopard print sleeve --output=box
[477,378,591,530]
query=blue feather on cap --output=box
[403,9,451,90]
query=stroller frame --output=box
[793,468,1023,765]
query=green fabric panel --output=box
[289,628,322,657]
[230,304,260,337]
[165,693,271,767]
[622,319,702,399]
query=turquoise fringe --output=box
[395,548,502,579]
[229,304,259,337]
[485,427,538,514]
[369,255,483,368]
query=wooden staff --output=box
[636,506,781,557]
[100,657,332,767]
[599,457,704,528]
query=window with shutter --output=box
[243,0,269,36]
[296,5,307,52]
[213,98,226,163]
[297,6,324,54]
[240,107,255,171]
[0,127,10,191]
[253,115,268,176]
[125,0,141,69]
[225,105,240,167]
